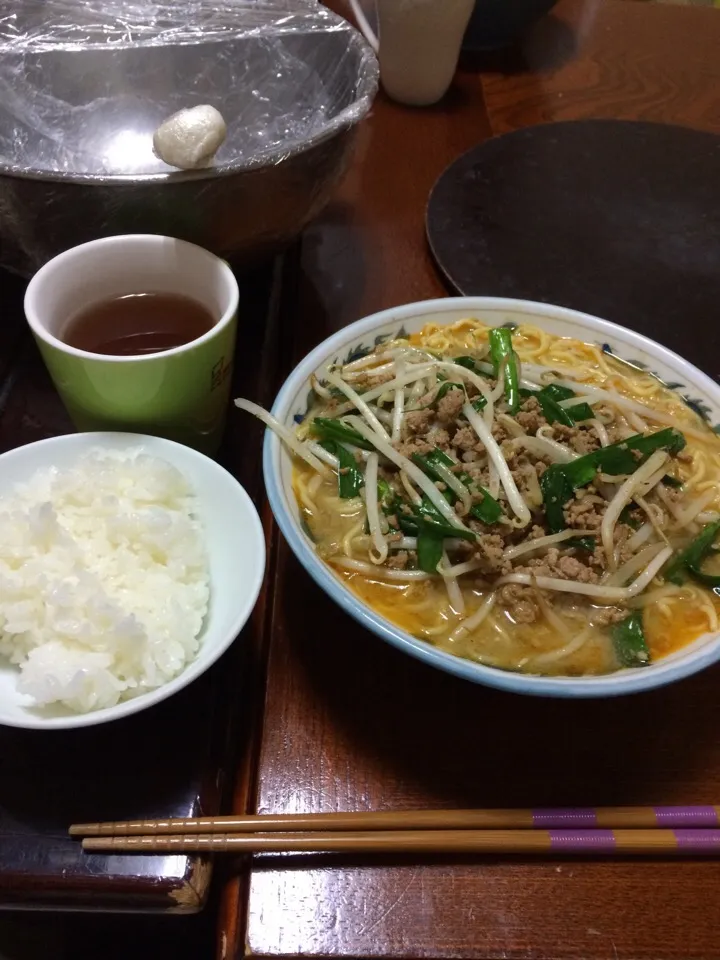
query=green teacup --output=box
[24,235,239,456]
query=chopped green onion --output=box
[394,497,476,545]
[454,356,486,376]
[661,474,683,489]
[416,530,444,573]
[619,506,643,530]
[414,508,477,573]
[565,536,596,552]
[320,440,364,498]
[611,611,651,668]
[395,495,443,532]
[537,393,574,427]
[488,328,521,414]
[377,477,393,510]
[411,451,451,488]
[665,519,720,587]
[540,429,685,532]
[416,515,476,542]
[562,428,686,488]
[539,466,575,532]
[565,402,595,422]
[539,383,576,402]
[311,417,375,451]
[410,382,465,411]
[413,493,488,571]
[434,382,464,404]
[416,494,446,523]
[412,447,503,525]
[515,383,589,423]
[395,513,420,536]
[470,489,503,524]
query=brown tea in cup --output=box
[62,292,215,356]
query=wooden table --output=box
[219,1,720,957]
[1,0,719,948]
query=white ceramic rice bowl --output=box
[263,297,720,698]
[0,432,265,729]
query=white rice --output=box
[0,448,209,714]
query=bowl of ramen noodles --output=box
[235,298,720,696]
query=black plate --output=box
[426,120,720,377]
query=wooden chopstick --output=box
[80,828,720,856]
[69,805,720,838]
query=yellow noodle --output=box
[343,521,366,557]
[295,473,320,515]
[685,450,708,489]
[514,327,552,359]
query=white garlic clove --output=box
[152,105,227,171]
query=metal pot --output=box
[0,15,378,276]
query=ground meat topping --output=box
[436,387,465,424]
[552,423,601,455]
[514,396,547,434]
[404,409,433,435]
[588,605,629,626]
[462,462,490,487]
[515,547,600,583]
[497,584,540,623]
[472,533,508,575]
[452,425,479,452]
[396,437,434,458]
[366,371,396,388]
[491,422,510,445]
[564,495,605,530]
[387,551,409,569]
[429,427,451,450]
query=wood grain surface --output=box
[242,552,720,958]
[222,0,720,957]
[481,0,720,136]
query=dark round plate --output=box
[426,120,720,373]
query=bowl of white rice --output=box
[0,432,265,729]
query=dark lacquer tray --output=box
[0,262,279,912]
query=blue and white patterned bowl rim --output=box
[262,297,720,698]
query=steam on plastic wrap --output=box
[0,0,378,176]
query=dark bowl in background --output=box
[463,0,559,50]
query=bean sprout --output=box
[463,402,531,526]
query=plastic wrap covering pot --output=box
[0,1,379,276]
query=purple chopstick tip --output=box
[533,808,598,828]
[549,830,616,851]
[655,806,719,827]
[673,830,720,850]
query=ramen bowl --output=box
[262,297,720,697]
[0,11,377,276]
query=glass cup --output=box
[24,234,239,456]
